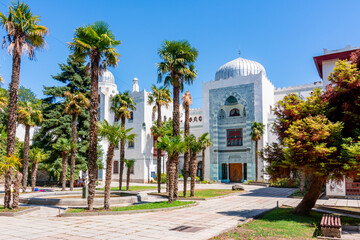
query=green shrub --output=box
[155,173,167,183]
[270,178,299,188]
[201,180,209,184]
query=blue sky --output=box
[0,0,359,108]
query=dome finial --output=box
[238,49,241,57]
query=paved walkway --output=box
[0,185,360,239]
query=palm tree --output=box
[123,159,135,191]
[148,85,171,193]
[64,91,90,191]
[157,40,198,200]
[250,121,265,181]
[0,154,22,209]
[29,147,47,192]
[0,1,48,207]
[198,133,211,180]
[53,138,72,191]
[17,101,43,192]
[69,21,120,210]
[186,134,203,197]
[182,91,192,197]
[157,135,186,203]
[110,91,136,190]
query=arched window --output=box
[229,108,240,117]
[225,96,238,105]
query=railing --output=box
[346,182,360,195]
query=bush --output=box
[154,173,167,183]
[270,178,299,188]
[201,180,209,184]
[195,176,200,181]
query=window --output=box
[128,140,134,148]
[225,96,238,105]
[114,115,119,122]
[113,161,119,174]
[130,164,134,174]
[229,108,240,117]
[129,111,134,121]
[219,109,226,120]
[115,141,119,150]
[227,129,243,146]
[222,163,227,179]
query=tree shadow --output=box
[237,187,295,198]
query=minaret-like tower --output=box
[132,77,139,92]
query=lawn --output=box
[211,207,360,240]
[0,206,28,212]
[66,201,195,213]
[96,186,157,191]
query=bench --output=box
[320,214,341,238]
[74,180,85,188]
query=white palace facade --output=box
[95,45,359,184]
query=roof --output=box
[313,47,360,79]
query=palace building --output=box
[95,45,359,184]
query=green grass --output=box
[213,207,360,240]
[66,201,195,213]
[182,189,239,198]
[96,186,157,191]
[0,206,28,212]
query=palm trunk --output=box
[70,114,77,191]
[22,125,31,192]
[183,103,190,197]
[202,148,205,180]
[5,37,22,208]
[166,160,169,193]
[172,84,180,199]
[126,165,131,191]
[168,156,176,203]
[157,103,162,193]
[190,151,197,197]
[12,171,22,209]
[31,161,38,192]
[255,140,259,181]
[87,51,100,211]
[104,143,115,210]
[4,167,13,209]
[119,116,126,190]
[293,175,325,215]
[61,152,69,191]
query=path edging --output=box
[0,206,41,217]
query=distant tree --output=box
[17,101,43,192]
[29,147,47,192]
[124,159,136,191]
[148,85,171,193]
[157,40,198,201]
[250,122,265,181]
[0,1,48,208]
[53,138,72,191]
[98,120,135,209]
[0,154,22,209]
[157,135,186,203]
[198,133,211,181]
[18,86,39,104]
[186,134,202,197]
[35,56,91,183]
[182,91,192,197]
[64,91,90,191]
[111,91,136,190]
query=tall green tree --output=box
[182,91,192,197]
[250,121,265,181]
[35,56,91,182]
[17,101,43,192]
[29,147,47,192]
[111,91,136,190]
[157,135,186,203]
[148,85,171,193]
[198,132,211,180]
[98,120,135,209]
[157,40,198,201]
[186,134,203,197]
[0,1,48,207]
[70,21,120,210]
[53,138,72,191]
[64,91,90,191]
